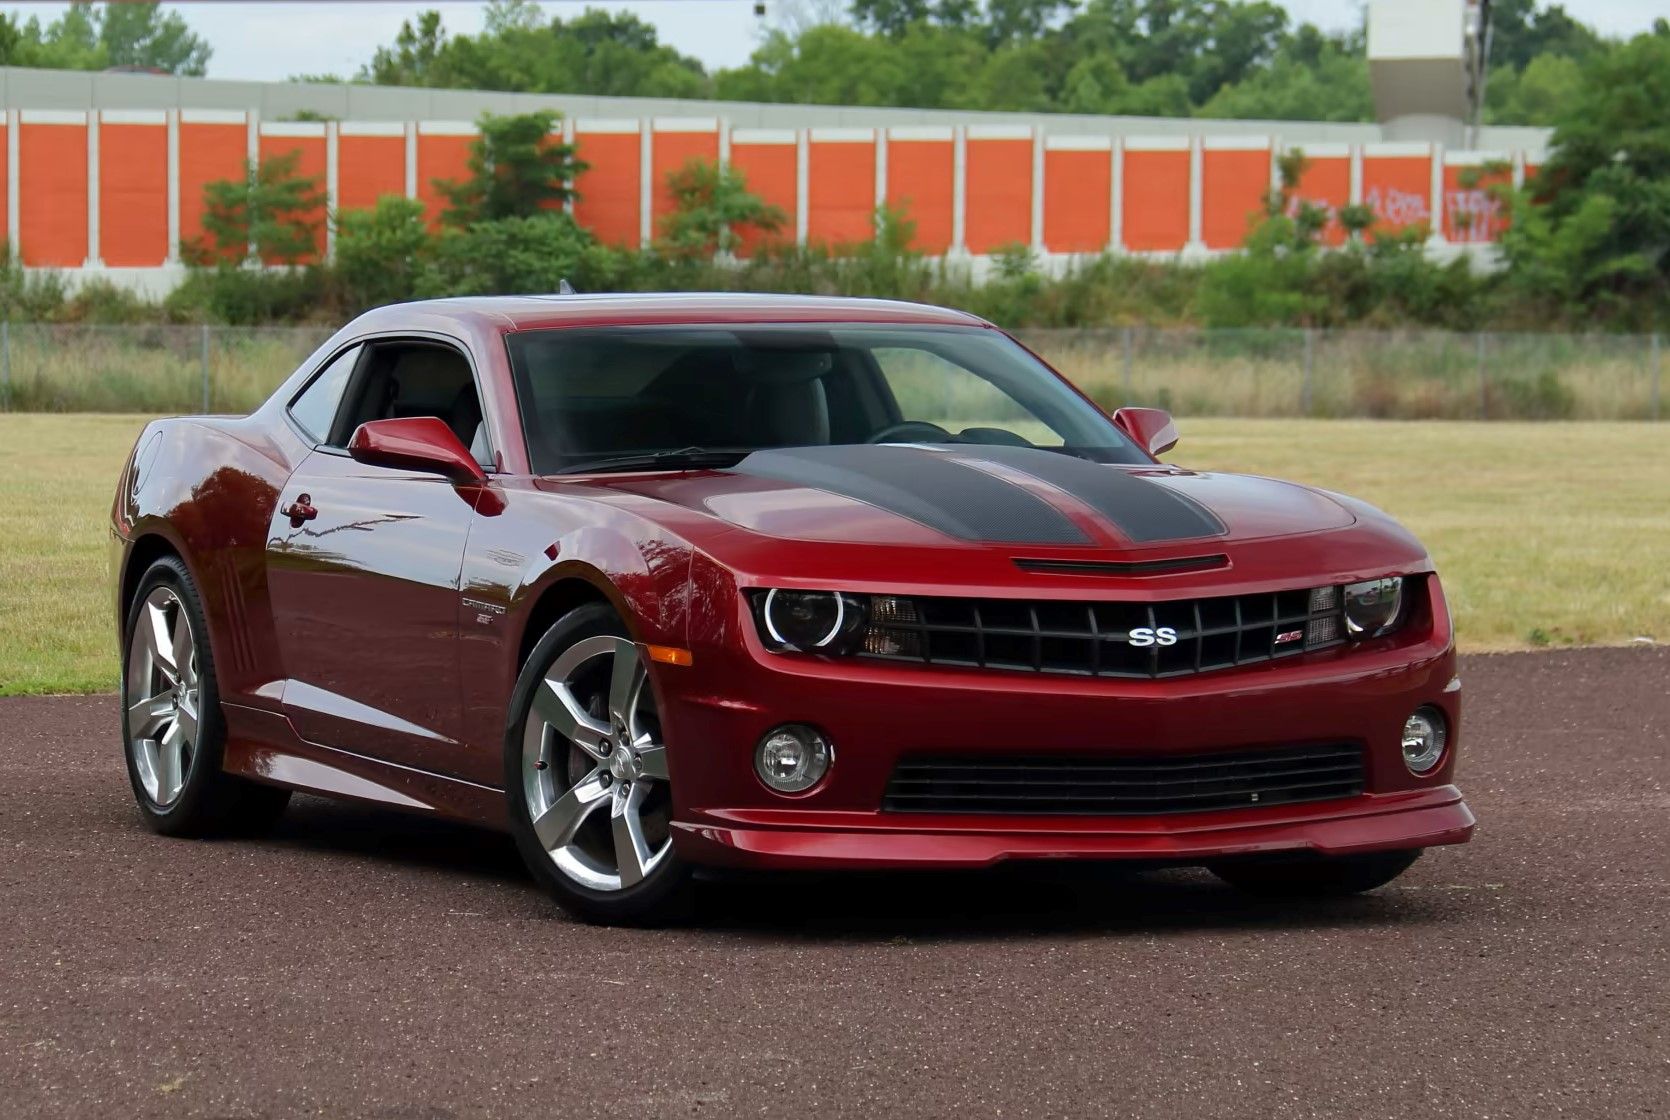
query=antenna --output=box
[558,278,577,295]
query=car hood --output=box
[593,444,1354,551]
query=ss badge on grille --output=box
[1128,626,1179,648]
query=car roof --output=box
[348,292,990,334]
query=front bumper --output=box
[657,613,1472,871]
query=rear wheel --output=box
[505,604,693,925]
[121,556,291,836]
[1208,849,1421,898]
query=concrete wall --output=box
[0,66,1551,294]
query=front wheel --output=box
[505,604,694,925]
[1207,849,1422,898]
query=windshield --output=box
[505,323,1145,474]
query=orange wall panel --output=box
[884,139,953,254]
[1122,149,1190,252]
[808,139,876,248]
[99,122,168,267]
[964,138,1032,254]
[19,122,89,267]
[728,142,796,256]
[338,134,406,213]
[257,133,327,261]
[1442,163,1511,243]
[417,133,473,228]
[1361,154,1433,236]
[1043,148,1110,254]
[573,131,642,248]
[179,121,245,258]
[650,130,720,230]
[1201,147,1270,250]
[1290,154,1351,245]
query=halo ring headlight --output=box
[762,589,847,651]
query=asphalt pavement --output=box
[1,646,1666,1119]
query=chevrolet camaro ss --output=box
[111,293,1474,923]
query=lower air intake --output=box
[882,743,1365,815]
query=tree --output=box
[184,151,326,266]
[361,5,709,98]
[0,2,208,74]
[1498,31,1670,323]
[98,2,210,74]
[1485,53,1583,125]
[435,111,587,227]
[1487,0,1603,71]
[656,160,786,259]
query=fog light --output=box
[755,724,832,794]
[1401,706,1448,775]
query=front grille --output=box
[859,587,1343,678]
[882,743,1365,815]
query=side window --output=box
[288,345,362,444]
[333,341,492,467]
[870,347,1064,446]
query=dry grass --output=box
[0,414,1664,695]
[1024,330,1665,420]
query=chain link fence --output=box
[0,323,1661,420]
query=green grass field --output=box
[0,414,1664,695]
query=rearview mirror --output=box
[348,417,487,486]
[1111,407,1179,457]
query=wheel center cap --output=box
[609,745,641,782]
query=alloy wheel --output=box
[124,586,201,808]
[520,636,673,891]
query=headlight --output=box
[1343,577,1404,639]
[756,589,868,653]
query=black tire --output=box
[1207,848,1422,898]
[505,603,695,925]
[120,555,292,837]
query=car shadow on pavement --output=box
[257,798,1454,942]
[689,864,1452,942]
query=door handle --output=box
[283,494,317,525]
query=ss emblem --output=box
[1128,626,1179,648]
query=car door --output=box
[264,337,494,779]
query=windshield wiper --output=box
[556,446,753,475]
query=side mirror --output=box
[1111,406,1179,457]
[348,417,487,486]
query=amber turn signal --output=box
[644,644,693,667]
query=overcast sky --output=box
[5,1,1665,82]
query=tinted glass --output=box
[288,345,360,443]
[505,324,1142,474]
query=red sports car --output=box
[111,294,1473,923]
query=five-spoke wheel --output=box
[125,585,201,808]
[507,604,692,924]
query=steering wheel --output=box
[867,420,953,444]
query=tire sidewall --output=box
[504,603,693,924]
[120,556,226,833]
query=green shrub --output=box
[334,195,433,312]
[421,212,602,296]
[166,265,330,326]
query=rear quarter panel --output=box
[114,413,311,707]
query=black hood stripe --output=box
[732,445,1091,544]
[946,445,1226,543]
